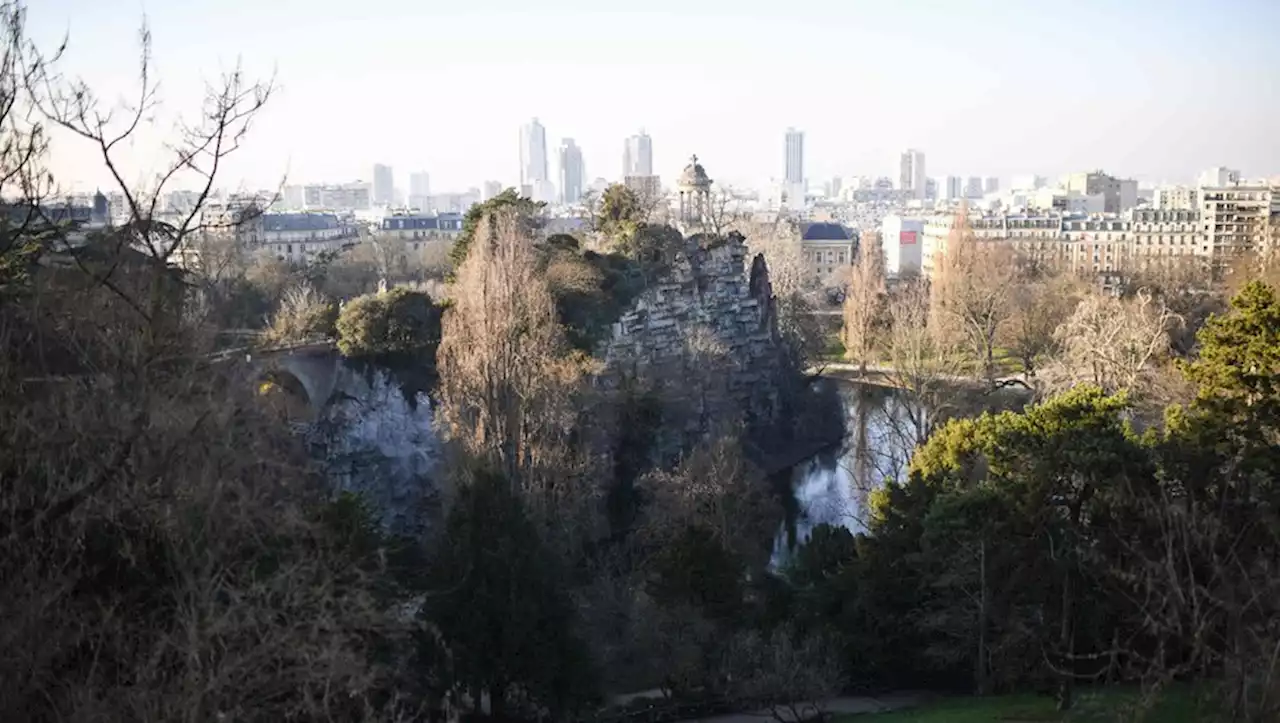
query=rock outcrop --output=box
[600,233,790,460]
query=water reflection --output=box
[772,382,923,567]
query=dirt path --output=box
[635,692,929,723]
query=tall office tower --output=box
[520,118,549,188]
[785,128,805,185]
[984,176,999,194]
[965,176,984,199]
[409,171,430,197]
[372,163,394,206]
[408,171,431,210]
[941,176,962,201]
[623,130,653,177]
[559,138,585,204]
[482,180,503,201]
[898,149,926,199]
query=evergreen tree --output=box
[421,470,597,718]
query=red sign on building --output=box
[900,230,918,245]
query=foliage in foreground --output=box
[783,282,1280,721]
[421,468,598,719]
[836,687,1203,723]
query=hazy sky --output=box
[29,0,1280,194]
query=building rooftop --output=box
[381,212,464,231]
[677,155,712,189]
[262,213,342,231]
[801,222,854,241]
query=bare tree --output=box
[843,234,886,373]
[26,20,274,285]
[0,5,60,287]
[638,437,776,565]
[730,214,827,362]
[929,209,1018,382]
[722,627,844,723]
[0,7,420,720]
[1003,272,1083,383]
[1102,476,1280,723]
[414,237,451,280]
[884,280,967,449]
[264,281,334,345]
[436,210,598,536]
[733,214,812,303]
[704,184,746,237]
[364,231,409,284]
[1039,289,1180,400]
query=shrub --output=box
[336,287,441,359]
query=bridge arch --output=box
[259,367,313,407]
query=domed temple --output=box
[676,154,712,228]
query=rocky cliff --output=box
[600,233,791,460]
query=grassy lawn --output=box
[818,333,847,362]
[838,687,1206,723]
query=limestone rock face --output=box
[600,233,787,458]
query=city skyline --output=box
[29,0,1280,193]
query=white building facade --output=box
[880,214,924,277]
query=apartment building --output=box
[921,212,1065,278]
[1128,209,1201,270]
[1062,171,1138,214]
[1060,216,1129,274]
[302,183,372,212]
[1152,186,1198,211]
[379,212,465,252]
[1199,183,1277,261]
[260,213,360,264]
[920,205,1229,283]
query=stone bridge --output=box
[213,340,344,411]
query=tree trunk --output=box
[977,538,990,696]
[489,684,505,719]
[1056,570,1075,712]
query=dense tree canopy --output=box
[422,469,597,719]
[449,189,544,272]
[775,282,1280,719]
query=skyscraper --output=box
[983,176,999,194]
[372,163,394,206]
[785,128,804,185]
[520,118,549,188]
[408,171,431,210]
[898,149,926,200]
[559,138,585,205]
[623,130,653,177]
[482,181,503,201]
[941,176,962,201]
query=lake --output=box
[772,381,923,566]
